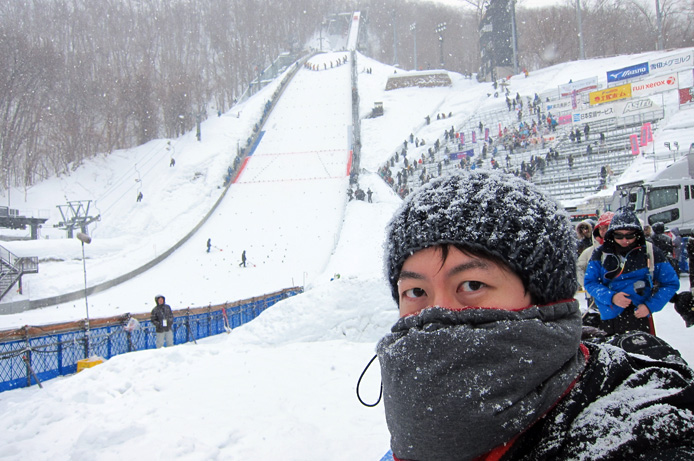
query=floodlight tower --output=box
[435,22,447,68]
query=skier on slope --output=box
[374,171,694,460]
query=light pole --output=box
[410,23,417,70]
[576,0,585,60]
[319,21,325,52]
[435,23,446,68]
[76,232,92,357]
[509,1,519,75]
[655,0,663,50]
[392,10,399,66]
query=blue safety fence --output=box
[0,287,302,393]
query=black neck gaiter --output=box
[377,301,586,461]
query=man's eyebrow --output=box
[398,270,424,281]
[447,259,490,277]
[398,259,491,282]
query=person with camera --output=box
[151,294,174,348]
[584,207,679,336]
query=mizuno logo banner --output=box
[607,62,649,83]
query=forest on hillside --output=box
[1,0,692,190]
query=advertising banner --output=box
[545,97,574,112]
[590,84,632,105]
[558,77,598,97]
[458,132,465,144]
[484,128,489,142]
[631,74,678,98]
[558,114,573,125]
[640,122,653,146]
[472,131,477,143]
[607,62,649,83]
[573,105,616,124]
[649,51,693,74]
[449,148,475,160]
[572,96,661,124]
[619,97,661,116]
[680,87,694,107]
[630,134,640,155]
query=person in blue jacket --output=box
[584,206,679,336]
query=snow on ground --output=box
[0,47,692,460]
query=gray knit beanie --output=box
[384,170,578,306]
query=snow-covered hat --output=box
[384,170,578,306]
[605,206,645,245]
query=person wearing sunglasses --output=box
[376,172,693,460]
[575,220,593,256]
[584,206,679,336]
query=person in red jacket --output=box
[376,171,694,460]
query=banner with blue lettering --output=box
[450,148,475,160]
[649,51,693,73]
[472,131,476,143]
[607,62,649,83]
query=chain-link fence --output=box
[0,287,302,392]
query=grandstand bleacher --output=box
[379,87,666,205]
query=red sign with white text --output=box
[680,87,694,107]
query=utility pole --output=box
[576,0,585,59]
[655,0,663,50]
[509,2,519,75]
[392,10,399,66]
[410,23,417,70]
[77,232,92,358]
[435,22,446,68]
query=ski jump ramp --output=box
[347,11,361,51]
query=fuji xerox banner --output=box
[631,74,678,98]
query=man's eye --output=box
[403,287,426,298]
[460,281,485,292]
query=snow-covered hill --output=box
[0,48,692,460]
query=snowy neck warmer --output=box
[377,300,586,461]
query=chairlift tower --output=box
[55,200,101,238]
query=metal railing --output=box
[0,287,303,393]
